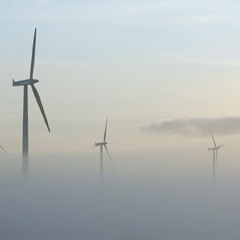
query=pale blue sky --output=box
[1,0,240,154]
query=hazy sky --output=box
[2,2,240,240]
[1,0,240,155]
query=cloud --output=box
[143,117,240,137]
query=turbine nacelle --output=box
[95,142,107,147]
[13,79,39,87]
[208,145,224,151]
[208,147,216,151]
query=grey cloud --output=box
[143,117,240,137]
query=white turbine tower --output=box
[208,132,224,177]
[95,118,113,178]
[13,28,50,177]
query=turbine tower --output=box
[13,28,50,177]
[95,118,113,179]
[208,132,224,177]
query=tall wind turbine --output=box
[208,132,224,177]
[13,28,50,177]
[95,118,113,179]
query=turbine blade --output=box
[103,118,108,142]
[0,144,6,152]
[30,28,37,79]
[218,144,224,149]
[104,145,115,169]
[31,84,50,132]
[211,131,217,148]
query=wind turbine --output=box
[208,132,224,177]
[95,118,113,179]
[13,28,50,177]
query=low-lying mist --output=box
[0,151,239,240]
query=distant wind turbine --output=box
[13,28,50,177]
[95,118,113,178]
[208,132,224,177]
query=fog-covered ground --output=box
[0,150,239,240]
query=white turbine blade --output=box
[31,84,50,132]
[103,118,108,142]
[211,131,217,148]
[0,144,6,152]
[104,145,115,168]
[218,144,224,149]
[30,28,37,79]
